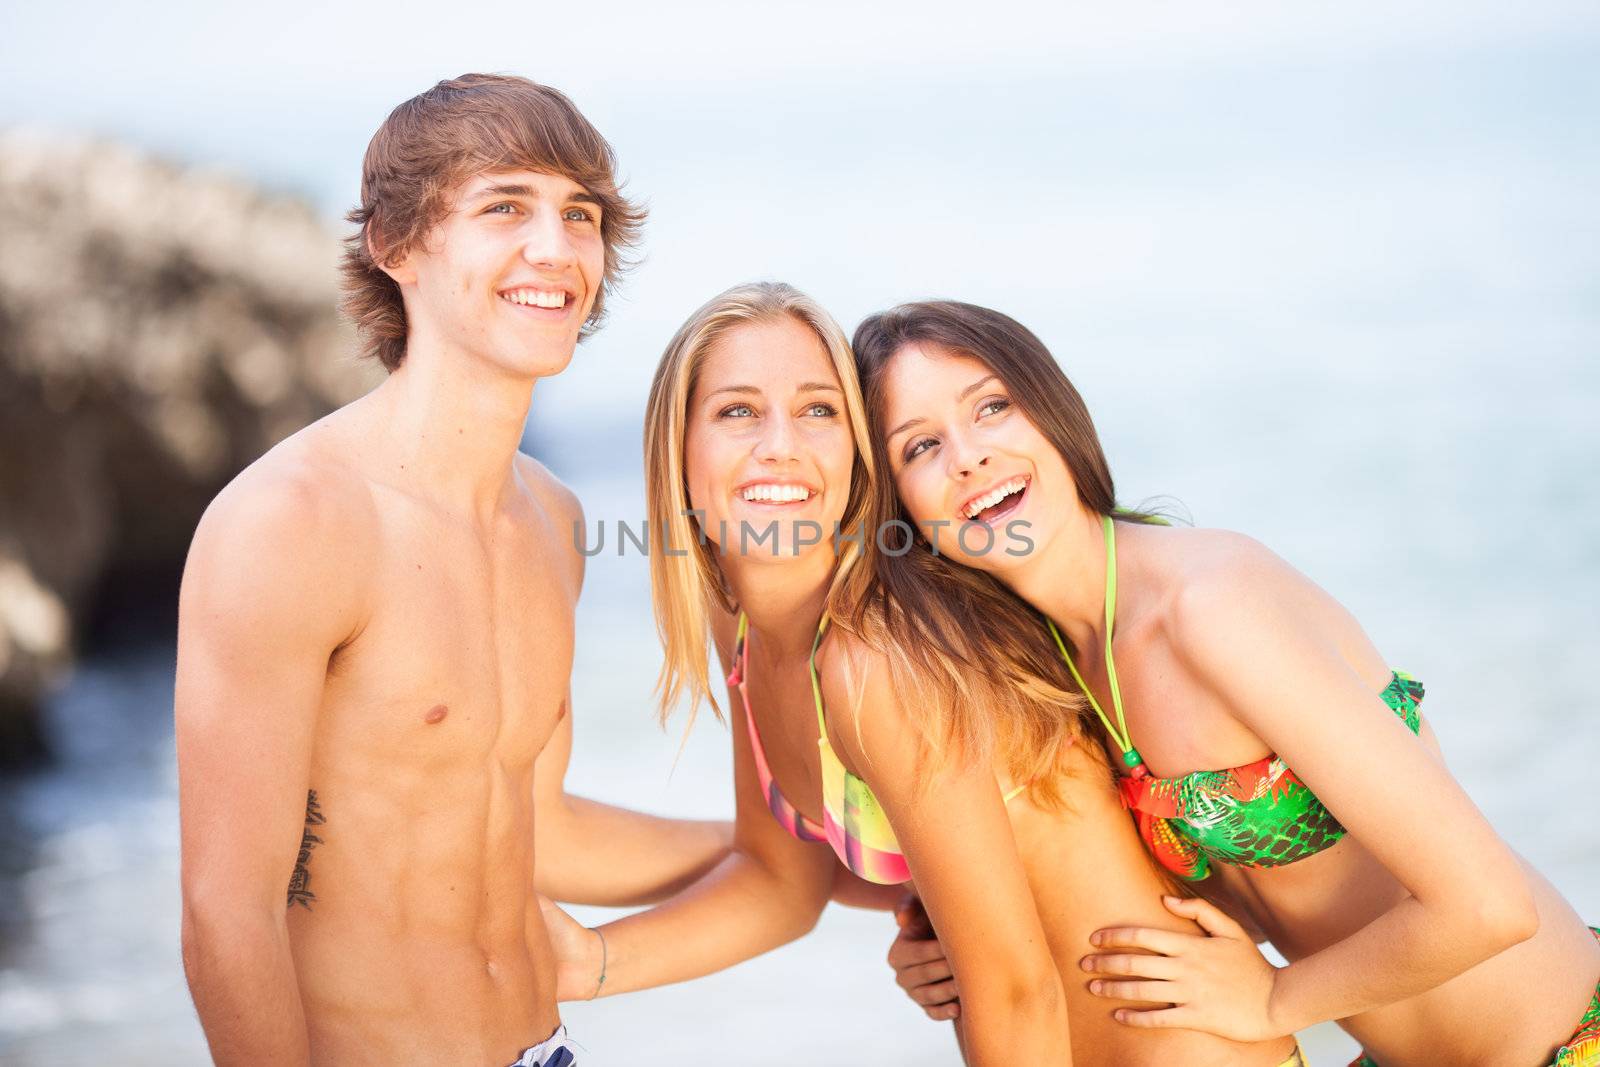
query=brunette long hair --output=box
[839,301,1159,802]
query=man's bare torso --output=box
[269,400,577,1064]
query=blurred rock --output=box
[0,129,381,765]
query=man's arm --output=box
[521,467,735,906]
[176,466,369,1067]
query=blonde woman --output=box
[540,282,1304,1065]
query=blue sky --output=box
[2,0,1595,430]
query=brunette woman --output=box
[858,300,1600,1067]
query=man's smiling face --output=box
[385,168,606,379]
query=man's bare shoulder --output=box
[511,451,585,584]
[512,452,582,528]
[183,422,381,624]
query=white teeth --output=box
[962,477,1027,519]
[741,484,811,502]
[501,289,567,308]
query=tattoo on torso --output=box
[287,790,326,910]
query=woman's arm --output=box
[549,612,837,999]
[533,699,734,907]
[823,634,1072,1066]
[532,694,899,910]
[1088,542,1537,1039]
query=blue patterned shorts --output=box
[508,1023,579,1067]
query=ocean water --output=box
[2,25,1598,1067]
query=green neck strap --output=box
[1047,515,1144,771]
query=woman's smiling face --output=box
[684,315,854,562]
[879,342,1076,574]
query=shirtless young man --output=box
[175,74,730,1066]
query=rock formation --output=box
[0,130,380,764]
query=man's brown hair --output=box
[341,73,645,371]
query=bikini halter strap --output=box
[1046,514,1148,775]
[739,611,831,741]
[808,615,831,738]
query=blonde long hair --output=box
[644,281,874,726]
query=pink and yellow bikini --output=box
[729,613,912,885]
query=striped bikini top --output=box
[729,614,911,884]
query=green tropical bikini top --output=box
[1048,515,1426,881]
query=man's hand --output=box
[537,895,606,1002]
[886,894,960,1022]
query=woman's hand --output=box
[886,894,960,1021]
[537,894,606,1001]
[1082,895,1286,1042]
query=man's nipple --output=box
[424,704,449,725]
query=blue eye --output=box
[487,202,518,215]
[903,437,935,462]
[978,397,1011,418]
[564,207,597,224]
[804,402,838,418]
[719,403,755,418]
